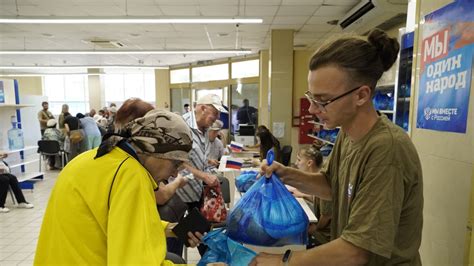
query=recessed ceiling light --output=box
[0,17,263,24]
[0,50,253,55]
[41,33,54,38]
[0,65,169,69]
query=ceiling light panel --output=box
[0,50,253,55]
[0,17,263,24]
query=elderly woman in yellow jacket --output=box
[35,109,202,265]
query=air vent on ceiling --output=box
[339,1,376,29]
[196,60,213,66]
[338,0,408,34]
[87,40,125,49]
[294,44,307,48]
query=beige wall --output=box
[155,69,170,110]
[411,0,474,265]
[467,169,474,264]
[12,76,43,97]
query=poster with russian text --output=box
[416,0,474,133]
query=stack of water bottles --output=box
[8,116,24,150]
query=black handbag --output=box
[157,186,188,223]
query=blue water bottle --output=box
[8,116,24,150]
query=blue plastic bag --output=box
[235,171,258,192]
[226,150,309,246]
[198,228,256,266]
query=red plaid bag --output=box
[200,183,227,222]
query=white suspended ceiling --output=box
[0,0,363,74]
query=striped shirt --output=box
[174,111,211,203]
[208,138,225,160]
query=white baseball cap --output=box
[196,94,228,113]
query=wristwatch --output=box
[282,249,292,266]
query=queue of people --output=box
[38,103,122,168]
[28,28,423,266]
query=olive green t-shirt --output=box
[321,116,423,265]
[313,198,332,244]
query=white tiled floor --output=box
[0,170,202,265]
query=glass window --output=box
[170,68,190,84]
[43,75,89,115]
[170,88,191,115]
[104,71,155,107]
[195,88,224,102]
[104,74,125,102]
[231,59,259,79]
[230,83,259,135]
[192,64,228,82]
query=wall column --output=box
[269,29,294,146]
[87,68,102,111]
[259,50,269,127]
[155,68,170,110]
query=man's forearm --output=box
[280,167,332,200]
[184,164,207,181]
[290,238,369,266]
[156,177,186,204]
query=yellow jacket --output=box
[35,147,173,265]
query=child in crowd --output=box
[290,143,332,247]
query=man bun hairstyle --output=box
[309,28,400,90]
[367,28,400,72]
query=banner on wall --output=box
[416,0,474,133]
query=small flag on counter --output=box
[225,158,243,170]
[230,141,244,152]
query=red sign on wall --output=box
[299,98,315,144]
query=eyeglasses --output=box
[304,86,362,113]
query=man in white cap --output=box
[207,120,225,167]
[175,94,228,212]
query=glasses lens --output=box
[305,91,326,113]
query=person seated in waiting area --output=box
[0,153,34,213]
[35,109,203,265]
[290,142,332,247]
[42,119,65,170]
